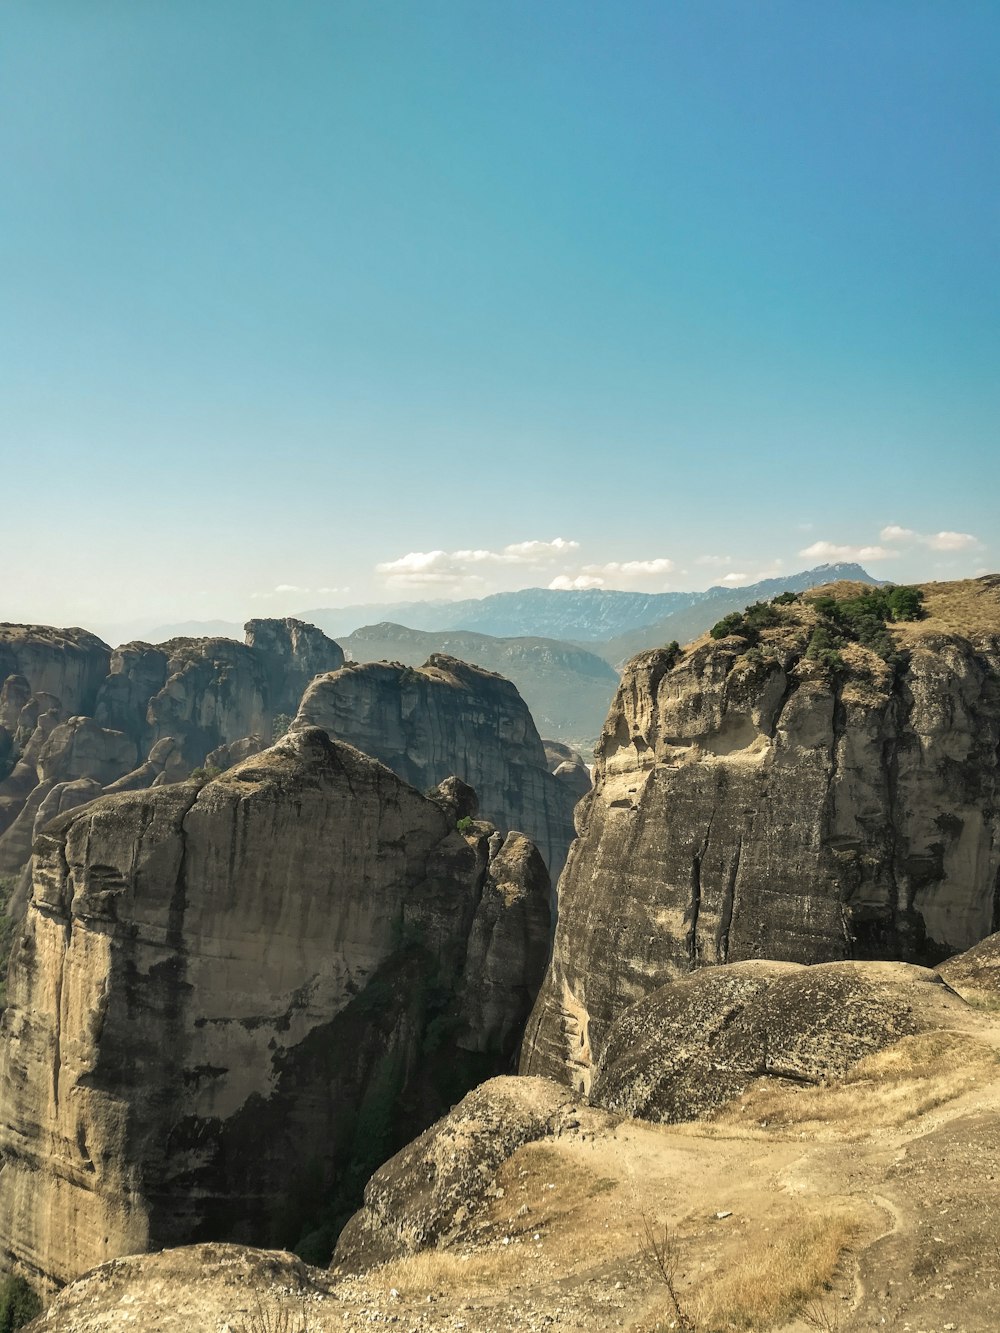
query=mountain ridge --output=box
[137,563,877,646]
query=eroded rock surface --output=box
[591,959,968,1119]
[333,1076,598,1272]
[0,618,344,879]
[294,655,578,880]
[522,578,1000,1088]
[0,728,549,1290]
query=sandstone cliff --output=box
[294,655,579,881]
[0,728,549,1290]
[522,577,1000,1088]
[0,618,344,880]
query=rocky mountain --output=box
[0,728,550,1289]
[125,563,876,648]
[339,622,617,747]
[521,576,1000,1091]
[404,564,875,640]
[0,618,345,883]
[293,655,580,882]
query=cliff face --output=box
[0,627,111,734]
[0,728,550,1289]
[97,618,345,764]
[521,577,1000,1090]
[294,655,579,881]
[0,618,344,879]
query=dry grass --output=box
[691,1207,859,1332]
[631,1206,860,1333]
[361,1244,537,1297]
[712,1031,1000,1140]
[230,1292,313,1333]
[901,577,1000,638]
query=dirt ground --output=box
[32,995,1000,1333]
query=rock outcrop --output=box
[543,738,592,804]
[521,577,1000,1088]
[0,618,344,880]
[0,728,550,1290]
[590,958,967,1118]
[0,626,110,743]
[96,618,344,764]
[938,930,1000,1007]
[294,655,578,881]
[334,1075,605,1273]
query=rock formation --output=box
[95,618,344,764]
[293,655,578,880]
[521,577,1000,1088]
[938,929,1000,1006]
[0,727,550,1290]
[590,958,965,1117]
[334,1075,604,1272]
[0,618,344,880]
[0,626,110,742]
[543,738,592,804]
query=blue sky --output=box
[3,1,997,629]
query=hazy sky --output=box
[3,2,997,630]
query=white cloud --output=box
[720,572,749,585]
[376,538,579,589]
[581,557,674,579]
[925,530,979,551]
[502,537,580,562]
[880,524,980,552]
[879,525,917,543]
[799,541,897,562]
[696,554,734,567]
[548,574,606,590]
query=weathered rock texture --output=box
[294,655,578,881]
[591,958,966,1119]
[0,728,550,1290]
[0,618,343,878]
[938,931,1000,1007]
[522,577,1000,1089]
[543,739,592,805]
[334,1075,611,1273]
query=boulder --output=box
[590,959,967,1119]
[333,1075,599,1272]
[938,931,1000,1007]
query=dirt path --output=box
[33,1017,1000,1332]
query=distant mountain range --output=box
[127,563,878,746]
[147,563,876,647]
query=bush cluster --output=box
[709,585,923,672]
[710,599,786,642]
[807,586,924,668]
